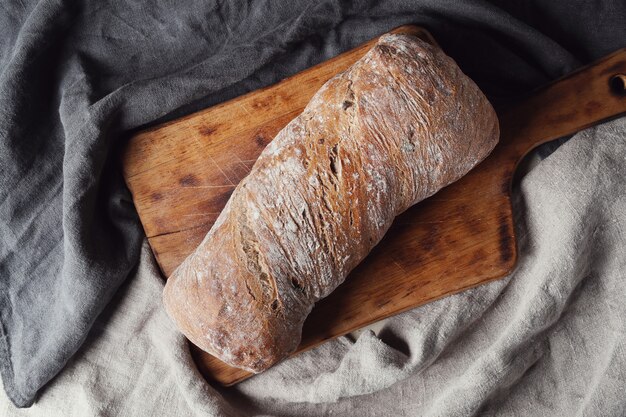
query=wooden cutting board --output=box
[122,25,626,386]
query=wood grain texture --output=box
[122,24,626,386]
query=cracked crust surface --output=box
[162,34,499,373]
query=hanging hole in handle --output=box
[609,74,626,96]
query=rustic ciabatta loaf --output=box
[163,33,499,373]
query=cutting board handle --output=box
[497,48,626,171]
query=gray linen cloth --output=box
[1,117,624,416]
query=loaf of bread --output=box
[163,33,499,373]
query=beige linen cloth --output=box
[2,117,625,416]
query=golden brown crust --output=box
[162,34,499,373]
